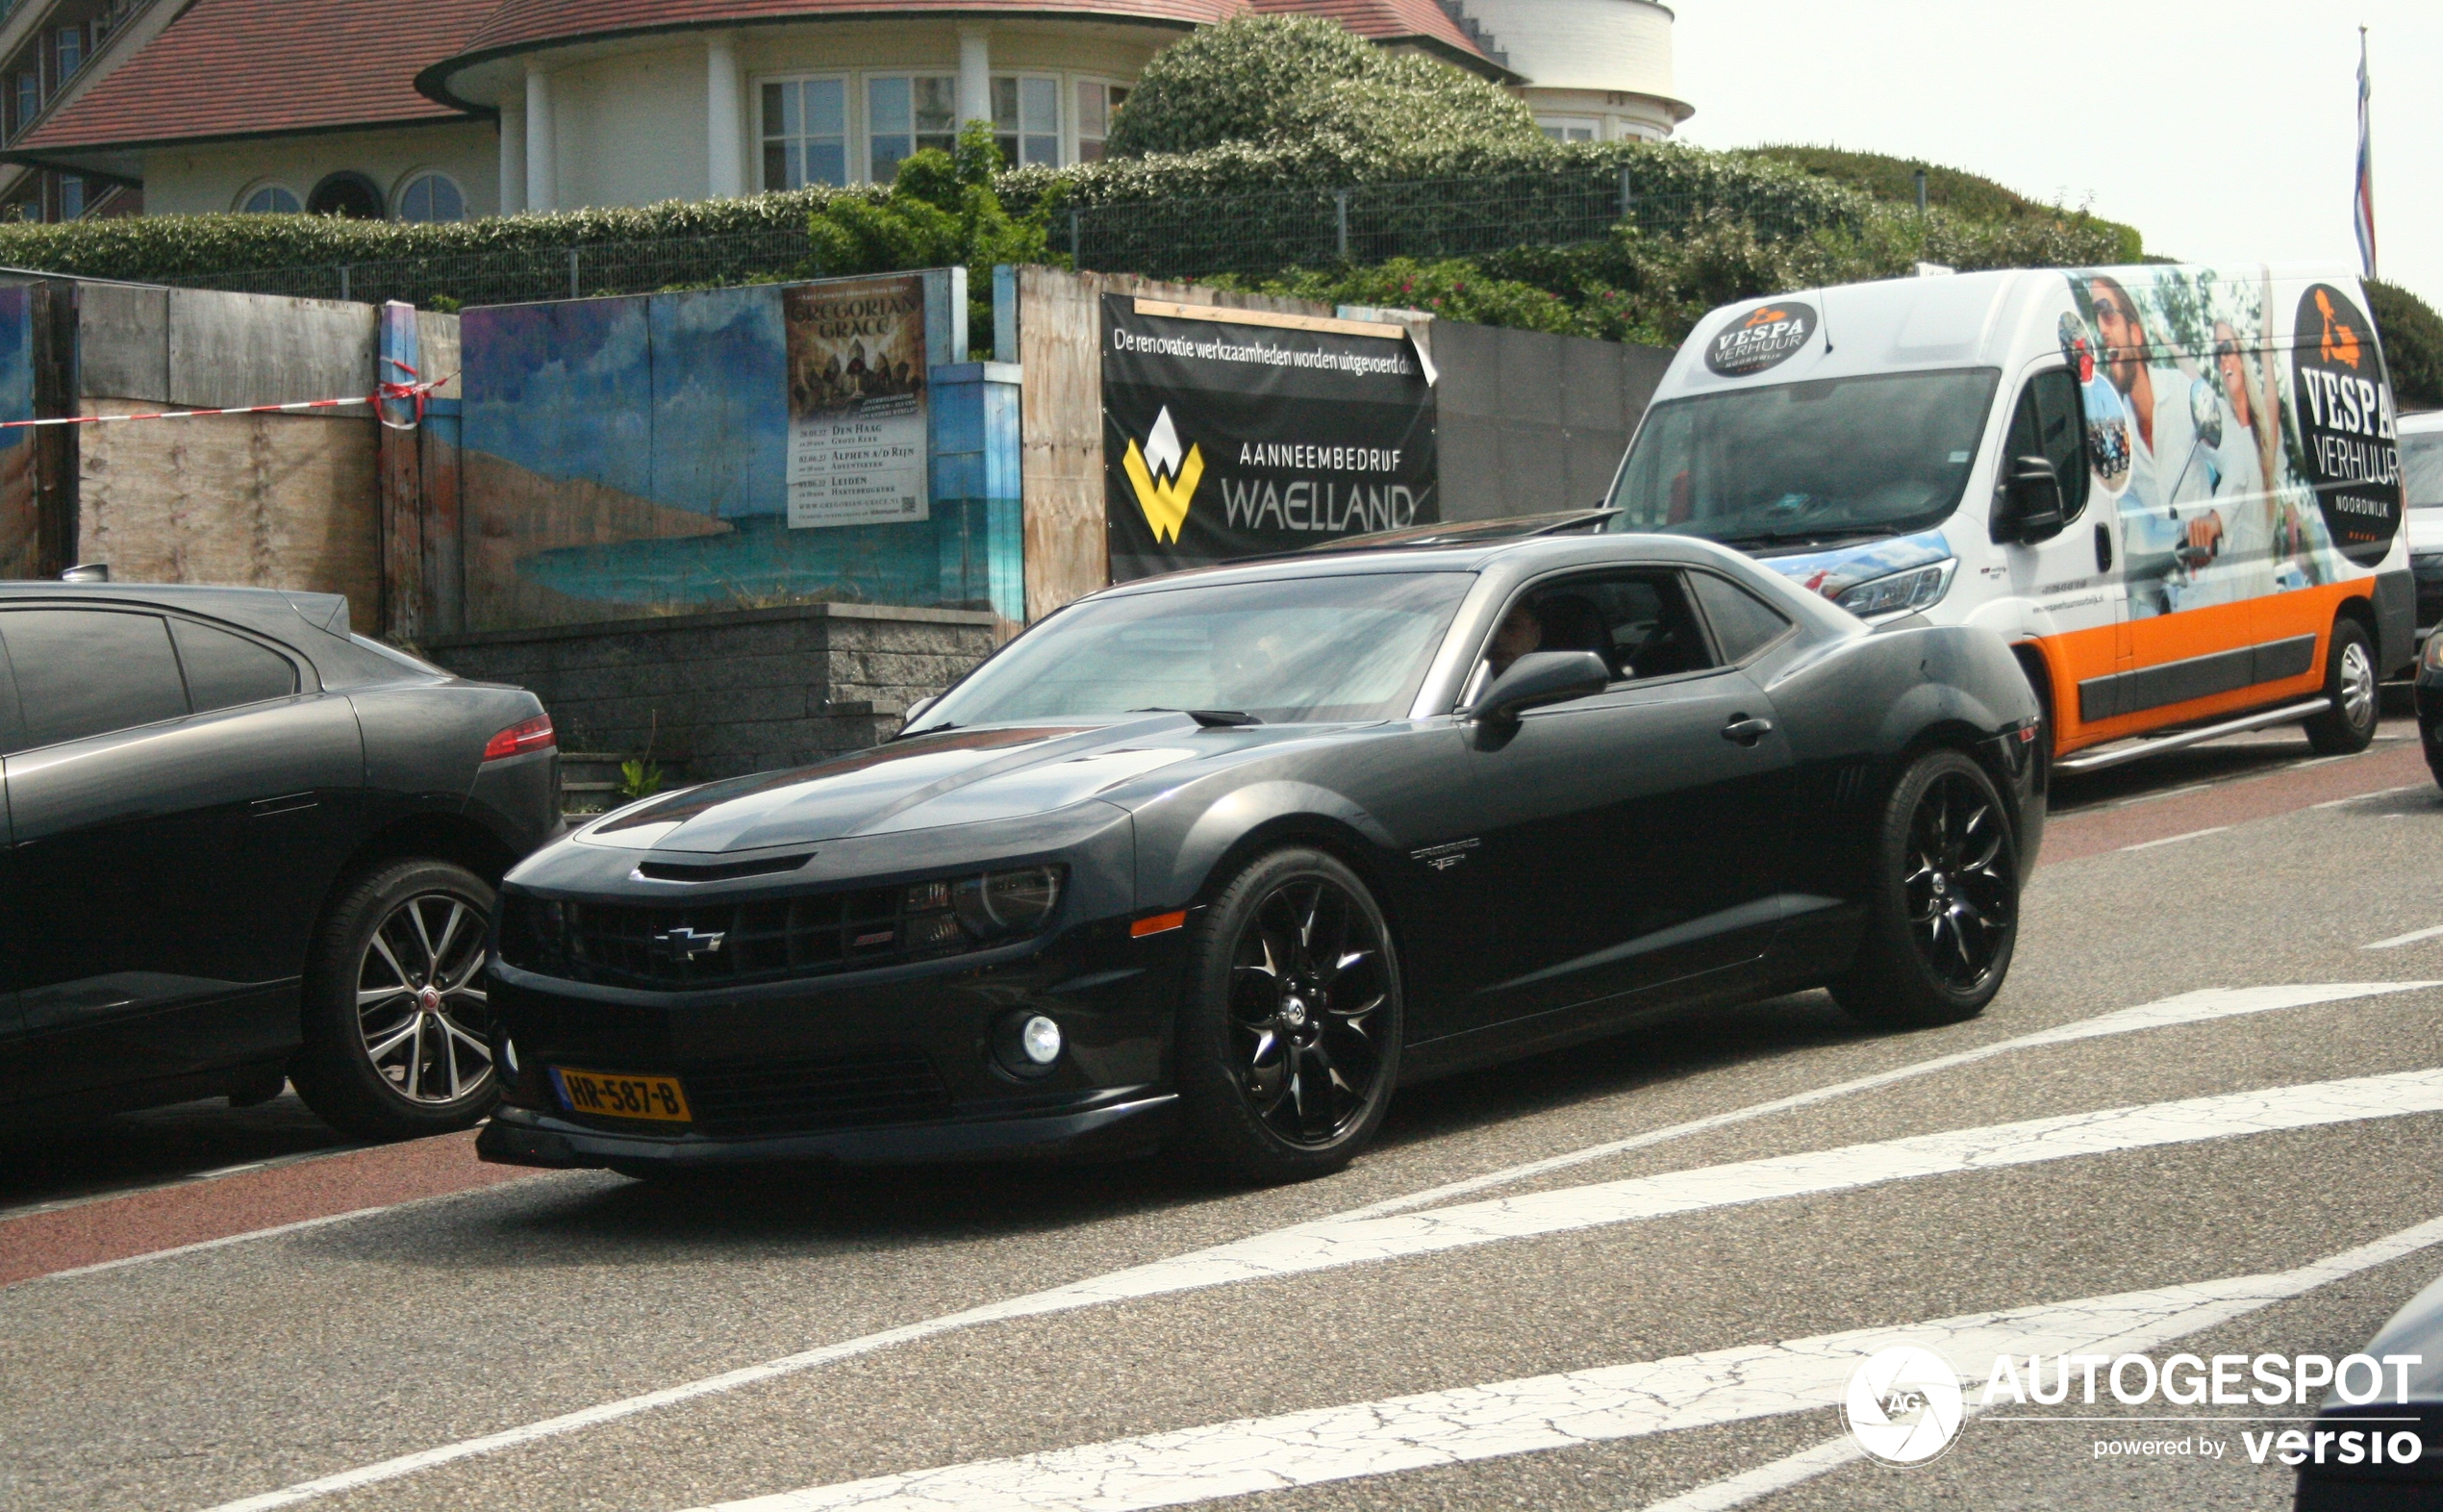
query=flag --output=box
[2355,28,2378,280]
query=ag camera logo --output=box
[1845,1347,1966,1466]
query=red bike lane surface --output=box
[2042,738,2431,863]
[0,1132,540,1288]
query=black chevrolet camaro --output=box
[480,535,2044,1182]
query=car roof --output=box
[1299,508,1620,554]
[0,580,352,643]
[1094,531,1779,597]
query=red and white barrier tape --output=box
[0,358,453,433]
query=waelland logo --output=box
[1123,406,1205,544]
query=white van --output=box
[1604,265,2413,769]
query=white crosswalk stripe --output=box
[693,1216,2443,1512]
[196,982,2439,1512]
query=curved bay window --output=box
[868,74,954,182]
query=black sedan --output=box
[2421,628,2443,789]
[0,582,561,1139]
[480,535,2043,1183]
[2295,1266,2443,1508]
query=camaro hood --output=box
[574,719,1222,853]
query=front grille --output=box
[2415,553,2443,629]
[683,1046,950,1136]
[500,886,942,989]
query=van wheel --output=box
[2304,619,2380,755]
[1173,849,1402,1184]
[1829,749,2019,1029]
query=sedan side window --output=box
[0,609,189,753]
[1483,568,1720,690]
[170,618,300,712]
[1687,571,1794,664]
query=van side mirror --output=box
[1994,455,2067,543]
[1469,651,1611,724]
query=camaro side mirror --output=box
[1995,455,2066,544]
[1470,651,1611,724]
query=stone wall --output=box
[423,600,1001,779]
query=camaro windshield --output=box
[911,571,1473,728]
[1607,367,2001,548]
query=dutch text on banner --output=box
[1101,295,1438,581]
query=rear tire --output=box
[292,859,500,1141]
[2304,618,2380,755]
[1173,848,1402,1184]
[1829,749,2020,1030]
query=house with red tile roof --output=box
[2,0,1689,223]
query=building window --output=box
[54,26,80,80]
[239,183,302,214]
[59,173,81,219]
[14,71,38,136]
[867,74,954,182]
[761,76,847,189]
[1076,81,1127,162]
[394,170,465,222]
[1539,117,1599,143]
[991,74,1058,168]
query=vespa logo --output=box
[1705,300,1816,378]
[1844,1347,1966,1467]
[1122,406,1205,544]
[649,925,728,962]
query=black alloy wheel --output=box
[1830,748,2020,1029]
[292,859,502,1140]
[1175,848,1401,1182]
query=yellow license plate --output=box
[550,1067,692,1123]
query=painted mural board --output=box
[784,274,929,529]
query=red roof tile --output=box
[19,0,497,152]
[1252,0,1493,64]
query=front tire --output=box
[291,859,501,1141]
[1830,749,2020,1030]
[1173,848,1402,1183]
[2304,618,2380,755]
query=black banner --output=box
[2290,282,2403,567]
[1102,295,1438,581]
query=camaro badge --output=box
[1122,406,1205,544]
[1410,838,1481,870]
[650,925,727,961]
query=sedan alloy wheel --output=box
[356,891,493,1103]
[1902,770,2014,992]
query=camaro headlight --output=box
[953,867,1064,940]
[1835,559,1957,618]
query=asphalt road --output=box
[5,714,2440,1512]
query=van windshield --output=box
[1606,367,2001,550]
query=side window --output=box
[1482,568,1720,693]
[1688,571,1794,663]
[0,609,189,753]
[170,618,299,713]
[2003,368,2090,522]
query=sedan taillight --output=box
[483,714,555,762]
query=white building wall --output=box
[139,121,501,219]
[551,47,708,209]
[1460,0,1690,138]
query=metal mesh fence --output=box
[166,227,816,308]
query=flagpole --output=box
[2355,24,2378,282]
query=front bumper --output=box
[479,1088,1178,1170]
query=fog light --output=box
[1020,1015,1063,1066]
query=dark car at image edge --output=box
[480,534,2043,1183]
[0,583,562,1140]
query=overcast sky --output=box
[1673,1,2443,306]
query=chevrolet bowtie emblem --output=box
[650,925,727,961]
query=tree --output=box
[2368,279,2443,411]
[1102,14,1541,161]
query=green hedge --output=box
[2369,279,2443,410]
[1740,145,2145,263]
[0,188,876,283]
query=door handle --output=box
[1722,716,1773,746]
